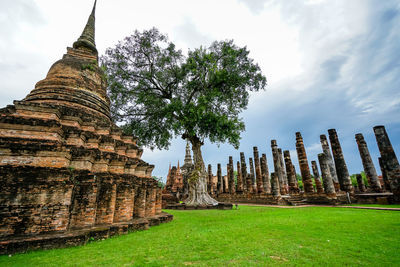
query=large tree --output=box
[101,28,266,205]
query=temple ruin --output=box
[162,142,193,206]
[206,126,399,206]
[0,2,171,255]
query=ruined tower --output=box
[0,1,170,253]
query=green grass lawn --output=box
[1,206,399,266]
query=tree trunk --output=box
[184,137,218,206]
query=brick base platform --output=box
[165,202,233,210]
[355,192,394,204]
[0,212,173,255]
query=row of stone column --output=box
[207,147,273,195]
[294,128,382,196]
[317,126,399,198]
[207,125,399,200]
[208,144,298,196]
[320,126,398,196]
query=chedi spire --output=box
[184,141,192,166]
[23,0,110,121]
[73,0,97,53]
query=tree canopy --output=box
[101,28,266,150]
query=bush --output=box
[350,171,368,187]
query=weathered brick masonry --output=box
[0,2,171,254]
[211,127,397,206]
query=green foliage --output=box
[152,176,165,188]
[2,206,399,266]
[296,173,304,190]
[188,166,201,184]
[310,174,317,190]
[101,28,266,149]
[81,63,97,72]
[350,171,368,187]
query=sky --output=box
[1,0,399,182]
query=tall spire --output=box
[184,141,192,165]
[73,0,97,53]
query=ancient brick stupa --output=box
[0,1,171,254]
[162,142,192,207]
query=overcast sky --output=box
[1,0,399,181]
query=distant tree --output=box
[296,173,304,191]
[101,28,266,205]
[350,171,368,187]
[152,176,165,189]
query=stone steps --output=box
[287,196,308,206]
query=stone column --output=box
[374,125,400,201]
[228,156,235,194]
[328,129,354,193]
[207,164,213,194]
[278,148,288,192]
[320,134,340,192]
[356,174,366,192]
[69,174,98,229]
[295,132,314,194]
[293,165,299,188]
[311,161,324,194]
[95,176,117,224]
[145,186,152,217]
[224,164,229,193]
[145,187,156,217]
[240,152,248,193]
[317,153,336,196]
[253,147,264,193]
[113,179,135,223]
[260,154,271,193]
[155,188,162,214]
[249,158,257,193]
[283,150,299,194]
[134,184,146,218]
[355,133,382,192]
[378,157,391,191]
[236,161,243,193]
[245,174,251,194]
[271,140,286,195]
[217,163,223,194]
[271,172,281,197]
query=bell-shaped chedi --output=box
[0,1,170,255]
